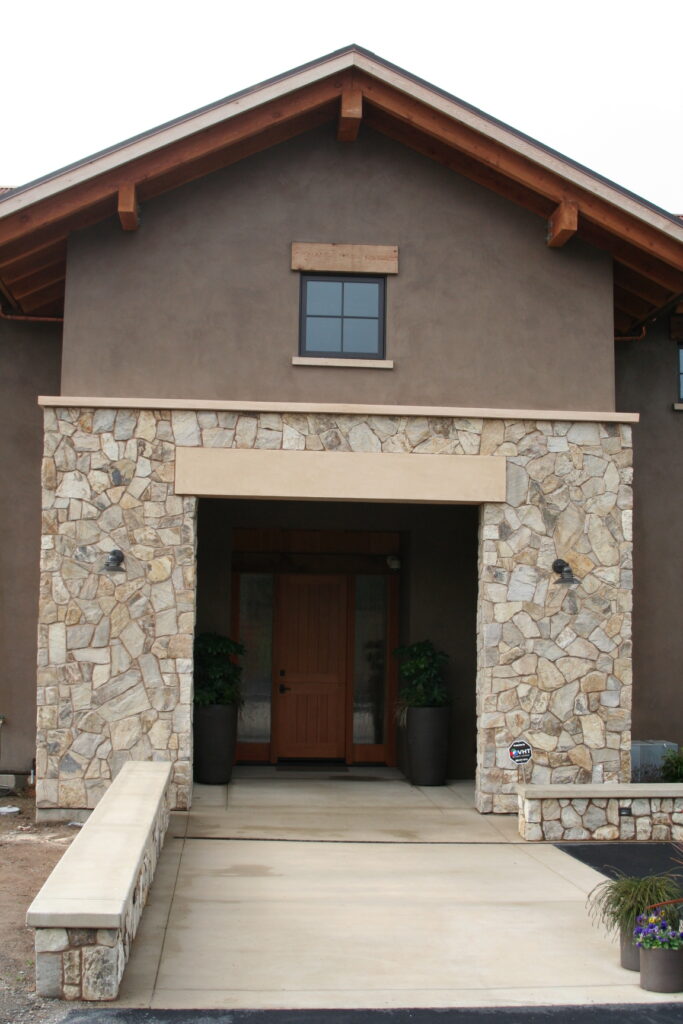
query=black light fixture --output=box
[552,558,579,586]
[103,549,125,573]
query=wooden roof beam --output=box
[547,201,578,247]
[357,72,683,273]
[10,262,66,301]
[0,77,342,253]
[20,280,66,313]
[0,240,67,284]
[118,184,139,231]
[614,285,655,321]
[337,82,362,142]
[614,263,672,307]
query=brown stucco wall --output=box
[196,499,478,778]
[61,125,614,412]
[0,319,62,772]
[616,322,683,746]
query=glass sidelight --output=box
[352,575,388,744]
[237,573,274,743]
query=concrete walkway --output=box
[117,770,683,1010]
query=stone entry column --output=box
[475,420,633,812]
[38,408,196,812]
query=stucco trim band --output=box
[38,397,640,424]
[174,448,506,504]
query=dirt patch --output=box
[0,788,82,1023]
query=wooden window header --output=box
[291,242,399,275]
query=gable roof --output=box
[1,44,682,329]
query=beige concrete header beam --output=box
[174,448,507,504]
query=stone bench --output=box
[27,761,171,1000]
[517,783,683,842]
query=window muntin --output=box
[300,275,385,358]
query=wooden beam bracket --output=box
[547,200,578,248]
[117,183,139,231]
[337,85,363,142]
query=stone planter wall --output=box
[518,784,683,841]
[37,405,633,813]
[30,761,170,1000]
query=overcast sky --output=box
[2,0,682,212]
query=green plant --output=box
[587,872,682,938]
[193,633,245,707]
[661,747,683,782]
[635,907,683,949]
[394,640,449,722]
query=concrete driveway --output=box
[115,769,683,1010]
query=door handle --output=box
[278,683,291,694]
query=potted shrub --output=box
[635,904,683,992]
[587,871,681,971]
[193,632,245,785]
[661,746,683,782]
[395,640,450,786]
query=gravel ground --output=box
[0,788,82,1024]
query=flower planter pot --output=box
[620,926,640,971]
[193,704,238,784]
[406,706,449,786]
[640,947,683,993]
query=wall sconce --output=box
[552,558,579,586]
[103,549,125,573]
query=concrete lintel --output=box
[175,448,507,504]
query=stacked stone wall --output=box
[519,789,683,842]
[33,767,169,999]
[37,406,633,813]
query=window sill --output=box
[674,404,683,411]
[292,356,394,369]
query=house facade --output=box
[1,47,681,816]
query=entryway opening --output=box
[195,499,478,779]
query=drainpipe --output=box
[0,309,63,323]
[614,326,647,342]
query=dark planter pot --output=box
[620,926,640,971]
[406,706,449,786]
[193,703,238,785]
[640,946,683,993]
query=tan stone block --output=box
[593,825,619,840]
[581,714,605,747]
[147,556,173,582]
[526,730,558,752]
[58,779,86,807]
[537,659,565,691]
[581,672,606,692]
[167,634,192,658]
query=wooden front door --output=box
[272,574,348,760]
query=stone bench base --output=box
[517,783,683,841]
[27,761,171,1000]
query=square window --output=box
[300,275,385,358]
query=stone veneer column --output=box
[36,408,632,814]
[476,419,633,812]
[37,408,196,812]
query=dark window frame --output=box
[299,273,386,359]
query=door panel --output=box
[273,574,347,759]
